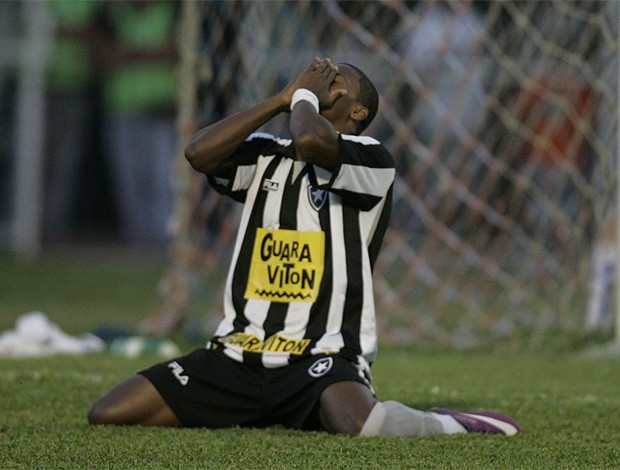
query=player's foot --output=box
[431,408,522,436]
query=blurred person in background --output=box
[399,0,485,151]
[0,2,21,221]
[43,1,103,241]
[99,0,180,245]
[397,0,488,237]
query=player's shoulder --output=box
[340,133,382,146]
[340,133,394,168]
[237,132,292,163]
[247,132,292,148]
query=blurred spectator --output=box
[99,1,180,245]
[399,0,485,150]
[397,0,487,237]
[42,1,103,241]
[0,1,21,226]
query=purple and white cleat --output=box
[431,408,522,436]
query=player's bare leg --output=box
[319,380,376,435]
[320,384,464,436]
[319,379,521,436]
[87,374,182,427]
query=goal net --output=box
[144,0,619,349]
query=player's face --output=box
[321,64,363,131]
[330,65,354,96]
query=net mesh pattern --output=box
[147,0,619,349]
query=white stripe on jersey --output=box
[333,165,395,197]
[260,157,291,229]
[359,225,378,359]
[317,196,347,349]
[311,333,345,356]
[232,165,257,192]
[243,299,270,342]
[340,134,380,145]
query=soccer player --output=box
[87,57,521,437]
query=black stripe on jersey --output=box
[338,134,395,168]
[231,156,281,333]
[303,185,333,344]
[233,133,283,165]
[207,174,248,203]
[330,188,382,212]
[261,162,304,339]
[280,162,304,231]
[368,184,393,269]
[340,204,364,357]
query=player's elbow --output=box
[184,141,205,171]
[185,144,233,177]
[184,142,216,175]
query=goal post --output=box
[147,0,619,349]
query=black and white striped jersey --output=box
[207,132,395,368]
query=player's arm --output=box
[288,58,346,171]
[185,94,289,177]
[185,57,344,176]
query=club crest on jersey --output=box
[308,185,327,211]
[308,357,333,378]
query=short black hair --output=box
[341,63,379,134]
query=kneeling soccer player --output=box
[88,57,521,437]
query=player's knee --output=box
[319,381,376,436]
[87,400,119,425]
[320,404,367,435]
[87,401,105,425]
[321,408,363,436]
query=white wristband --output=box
[290,88,320,113]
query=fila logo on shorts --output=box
[167,361,189,386]
[308,357,333,378]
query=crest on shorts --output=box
[308,357,333,378]
[307,185,327,211]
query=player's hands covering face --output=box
[287,57,348,111]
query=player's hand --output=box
[283,57,348,111]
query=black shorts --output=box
[139,347,373,430]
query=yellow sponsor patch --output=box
[245,228,325,302]
[219,332,311,355]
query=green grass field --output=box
[1,249,620,469]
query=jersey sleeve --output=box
[328,134,395,211]
[207,132,281,202]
